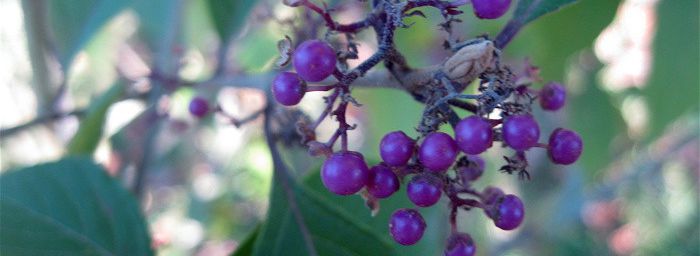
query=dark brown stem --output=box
[0,109,86,138]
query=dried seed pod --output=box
[275,35,293,68]
[442,40,496,84]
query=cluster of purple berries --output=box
[259,1,583,255]
[317,108,581,249]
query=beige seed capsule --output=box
[442,40,496,84]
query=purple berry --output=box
[293,40,337,82]
[444,233,476,256]
[481,186,504,206]
[418,132,459,172]
[407,173,443,207]
[189,97,209,118]
[366,164,400,199]
[389,208,426,245]
[455,116,493,155]
[380,131,415,167]
[272,71,306,106]
[502,114,540,151]
[321,151,370,195]
[487,194,525,230]
[548,128,583,165]
[471,0,512,19]
[539,82,567,111]
[457,155,485,183]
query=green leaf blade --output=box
[0,157,152,256]
[67,82,126,155]
[251,173,398,256]
[205,0,256,43]
[47,0,133,67]
[513,0,579,24]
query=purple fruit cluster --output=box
[270,1,586,255]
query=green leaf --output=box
[231,225,260,256]
[132,0,184,70]
[0,157,152,256]
[205,0,256,43]
[47,0,132,67]
[642,0,699,139]
[512,0,579,24]
[252,170,398,255]
[67,82,126,155]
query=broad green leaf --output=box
[642,0,699,139]
[0,157,152,255]
[67,82,126,155]
[47,0,132,67]
[512,0,579,24]
[252,168,398,255]
[231,225,259,256]
[132,0,183,51]
[205,0,256,43]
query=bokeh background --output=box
[1,0,698,255]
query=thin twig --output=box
[0,110,86,138]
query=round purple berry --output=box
[444,232,476,256]
[455,116,493,154]
[389,208,426,245]
[407,173,443,207]
[418,132,459,172]
[539,82,567,111]
[366,164,400,199]
[502,114,540,151]
[189,97,209,118]
[457,155,485,183]
[548,128,583,165]
[293,40,337,82]
[471,0,512,19]
[321,151,370,195]
[487,194,525,230]
[272,71,306,106]
[380,131,415,167]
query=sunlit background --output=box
[1,0,698,255]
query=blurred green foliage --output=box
[2,0,698,255]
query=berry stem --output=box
[447,99,478,113]
[300,0,372,33]
[306,85,335,92]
